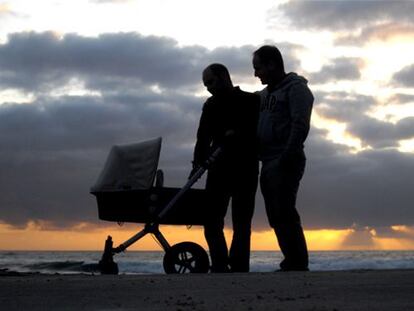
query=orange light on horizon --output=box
[305,229,353,251]
[391,225,414,234]
[1,222,414,251]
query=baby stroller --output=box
[91,136,225,274]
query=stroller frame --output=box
[95,142,224,274]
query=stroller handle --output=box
[156,144,224,221]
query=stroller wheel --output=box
[163,242,209,274]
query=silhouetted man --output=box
[192,63,259,272]
[253,45,313,271]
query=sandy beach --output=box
[1,270,413,310]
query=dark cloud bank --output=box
[393,64,414,87]
[275,0,414,31]
[273,0,414,47]
[0,31,413,234]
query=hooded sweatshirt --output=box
[257,72,313,161]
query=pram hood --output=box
[91,137,162,192]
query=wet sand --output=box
[1,270,413,310]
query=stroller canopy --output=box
[91,137,162,192]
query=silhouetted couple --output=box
[191,45,314,273]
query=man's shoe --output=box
[278,260,309,272]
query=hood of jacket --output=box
[271,72,308,93]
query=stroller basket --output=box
[93,187,209,225]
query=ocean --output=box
[1,250,413,274]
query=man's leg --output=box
[260,153,308,270]
[229,172,258,272]
[204,220,229,272]
[204,171,231,273]
[274,223,308,271]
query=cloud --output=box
[348,116,414,149]
[0,32,276,95]
[336,22,414,45]
[314,91,375,122]
[299,134,414,229]
[0,31,413,232]
[0,32,307,97]
[374,226,414,240]
[309,58,362,83]
[274,0,414,31]
[0,92,199,227]
[0,32,203,92]
[341,226,376,249]
[389,94,414,105]
[1,94,414,230]
[340,225,414,249]
[314,91,414,149]
[393,64,414,87]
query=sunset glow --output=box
[2,222,413,251]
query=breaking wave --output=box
[1,251,414,275]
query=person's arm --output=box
[193,101,213,168]
[233,92,260,145]
[240,93,260,152]
[282,83,313,157]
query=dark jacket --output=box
[257,73,313,161]
[193,87,259,171]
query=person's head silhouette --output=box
[253,45,286,87]
[202,63,233,96]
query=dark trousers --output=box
[260,151,309,270]
[204,165,258,272]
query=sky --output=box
[1,0,414,251]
